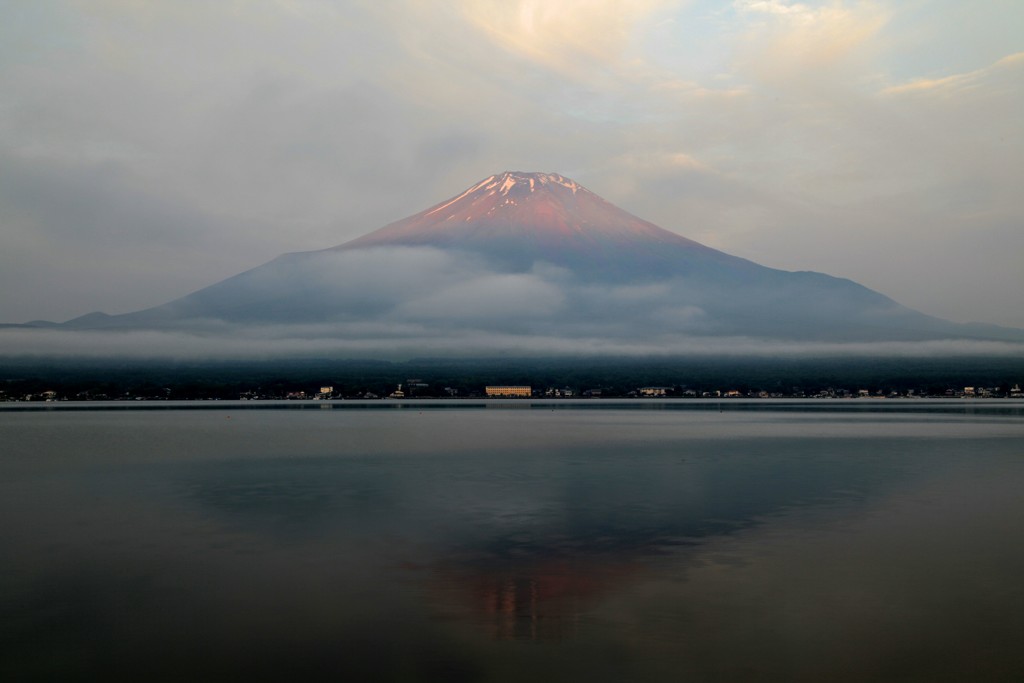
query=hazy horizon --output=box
[2,1,1022,329]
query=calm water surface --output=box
[2,400,1023,681]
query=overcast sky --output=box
[2,0,1021,328]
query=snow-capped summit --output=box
[340,171,718,265]
[484,171,582,196]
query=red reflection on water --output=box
[430,560,642,641]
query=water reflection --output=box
[431,559,643,642]
[2,405,1024,681]
[170,431,917,656]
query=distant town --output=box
[7,380,1023,402]
[5,355,1024,403]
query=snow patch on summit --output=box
[492,171,582,196]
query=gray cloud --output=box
[2,244,1022,359]
[3,323,1022,361]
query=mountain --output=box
[336,172,783,286]
[55,171,1024,346]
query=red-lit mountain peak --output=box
[338,171,707,252]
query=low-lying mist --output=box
[2,325,1023,361]
[4,247,1022,360]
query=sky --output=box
[1,0,1022,329]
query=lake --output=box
[2,400,1023,681]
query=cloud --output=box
[880,51,1024,97]
[2,324,1021,361]
[613,151,710,174]
[2,240,1021,360]
[733,0,890,81]
[460,0,681,79]
[396,273,566,321]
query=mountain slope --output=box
[338,171,755,279]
